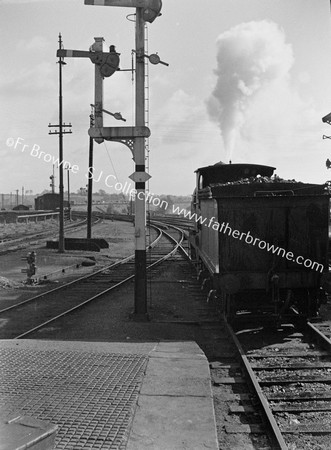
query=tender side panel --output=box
[215,195,329,291]
[199,199,219,274]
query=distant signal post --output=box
[57,37,121,239]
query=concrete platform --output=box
[0,340,218,450]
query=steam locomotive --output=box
[189,162,330,321]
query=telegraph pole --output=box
[65,165,71,221]
[87,109,95,239]
[58,33,65,252]
[49,33,72,253]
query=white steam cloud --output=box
[207,20,294,159]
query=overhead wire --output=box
[102,140,119,182]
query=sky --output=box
[1,0,331,197]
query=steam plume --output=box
[207,20,294,158]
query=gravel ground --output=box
[0,220,135,306]
[0,218,59,240]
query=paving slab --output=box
[126,396,217,450]
[140,356,212,397]
[126,341,218,450]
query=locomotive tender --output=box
[189,162,330,320]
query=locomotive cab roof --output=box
[195,162,276,188]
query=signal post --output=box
[132,6,150,318]
[85,0,163,319]
[59,0,163,318]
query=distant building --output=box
[35,193,69,210]
[13,204,30,211]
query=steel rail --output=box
[151,215,194,231]
[0,217,94,249]
[149,219,190,259]
[225,319,288,450]
[289,306,331,351]
[0,225,162,315]
[307,321,331,351]
[12,225,181,339]
[0,256,131,315]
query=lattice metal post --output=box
[133,7,148,317]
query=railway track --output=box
[0,224,186,340]
[0,217,93,254]
[155,218,331,449]
[214,317,331,449]
[151,214,194,232]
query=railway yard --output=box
[0,213,330,450]
[3,0,331,447]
